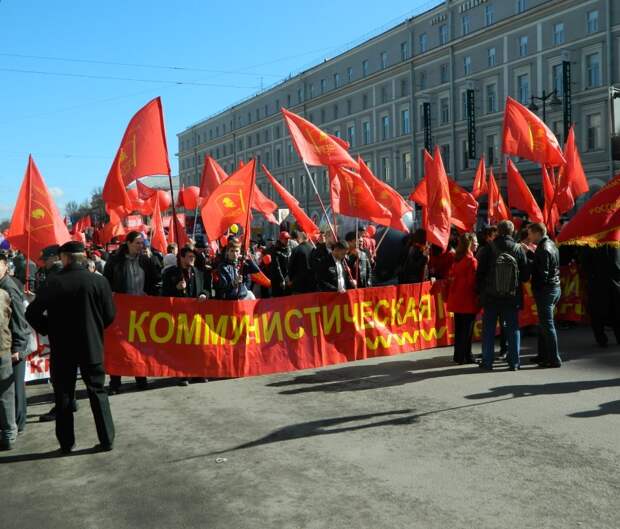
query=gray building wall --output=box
[178,0,619,232]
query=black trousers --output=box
[108,375,147,389]
[453,313,476,363]
[51,357,114,449]
[588,284,620,346]
[12,359,26,432]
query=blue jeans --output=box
[482,305,520,368]
[534,285,562,366]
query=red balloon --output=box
[154,190,171,211]
[366,225,376,237]
[179,186,201,210]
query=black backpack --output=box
[488,242,520,298]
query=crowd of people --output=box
[0,219,618,453]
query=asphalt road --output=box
[2,326,618,529]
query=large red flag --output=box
[408,149,434,229]
[488,169,510,224]
[167,213,190,248]
[556,127,589,214]
[425,146,452,250]
[282,109,358,169]
[447,179,478,232]
[150,195,168,253]
[102,97,171,211]
[136,180,157,200]
[557,174,620,246]
[201,160,256,242]
[262,165,320,238]
[506,160,544,222]
[502,97,566,167]
[252,186,278,224]
[358,157,411,232]
[542,165,560,235]
[472,156,488,198]
[6,156,71,259]
[199,155,228,199]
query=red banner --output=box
[104,267,584,379]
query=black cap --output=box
[41,245,60,260]
[59,241,85,253]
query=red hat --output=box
[279,231,291,241]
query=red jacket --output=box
[447,252,480,314]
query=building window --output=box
[346,99,352,115]
[381,85,388,104]
[264,129,270,143]
[586,52,601,87]
[347,125,356,147]
[464,56,471,76]
[461,15,470,36]
[333,103,339,120]
[320,108,326,123]
[289,176,295,196]
[362,121,371,145]
[461,91,468,121]
[347,67,353,82]
[488,47,496,67]
[255,132,260,146]
[401,41,410,61]
[362,93,369,110]
[401,78,409,97]
[487,135,497,165]
[519,36,528,57]
[381,115,390,141]
[380,51,388,69]
[552,121,563,147]
[439,24,449,45]
[441,144,450,171]
[485,5,494,26]
[587,10,599,33]
[552,64,563,96]
[362,60,369,77]
[248,135,252,148]
[334,73,340,89]
[264,104,269,117]
[320,79,326,94]
[419,71,426,90]
[440,63,449,83]
[275,125,281,139]
[309,83,314,98]
[381,156,391,182]
[287,94,292,107]
[402,152,412,180]
[516,0,526,13]
[287,142,294,165]
[517,73,530,104]
[401,108,411,135]
[486,84,497,114]
[238,138,244,150]
[586,113,601,150]
[553,23,564,45]
[462,139,470,170]
[276,148,281,167]
[419,33,428,53]
[440,98,450,124]
[264,151,271,167]
[275,99,280,111]
[297,88,303,103]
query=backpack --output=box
[488,242,520,298]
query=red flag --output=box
[201,160,256,242]
[542,165,560,235]
[425,146,452,250]
[136,180,158,201]
[358,157,411,232]
[502,97,566,167]
[102,97,171,210]
[488,168,510,224]
[262,165,320,238]
[252,185,278,224]
[167,213,190,248]
[100,208,125,244]
[472,157,488,198]
[6,156,71,259]
[557,173,620,246]
[328,166,392,226]
[408,150,435,229]
[556,127,589,213]
[282,108,358,169]
[447,179,478,232]
[199,155,228,199]
[150,195,168,253]
[506,160,544,223]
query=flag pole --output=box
[192,205,199,239]
[374,227,390,257]
[302,161,337,241]
[243,160,257,255]
[25,159,32,293]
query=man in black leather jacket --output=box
[527,223,561,367]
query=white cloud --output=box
[49,187,64,198]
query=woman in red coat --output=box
[447,233,480,364]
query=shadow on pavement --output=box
[0,446,102,463]
[569,400,620,418]
[465,378,620,400]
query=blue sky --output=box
[0,0,438,221]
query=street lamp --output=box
[528,90,562,123]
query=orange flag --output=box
[201,160,256,242]
[199,155,228,200]
[506,160,544,223]
[282,108,358,169]
[262,165,320,238]
[502,97,566,167]
[488,168,510,224]
[472,156,488,198]
[542,165,560,235]
[328,166,392,226]
[358,157,411,232]
[557,173,620,246]
[102,97,171,212]
[556,127,589,214]
[6,155,71,259]
[150,195,168,253]
[425,146,452,250]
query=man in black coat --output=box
[288,232,316,294]
[269,232,292,297]
[0,253,30,434]
[103,231,160,393]
[314,241,355,292]
[26,241,116,453]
